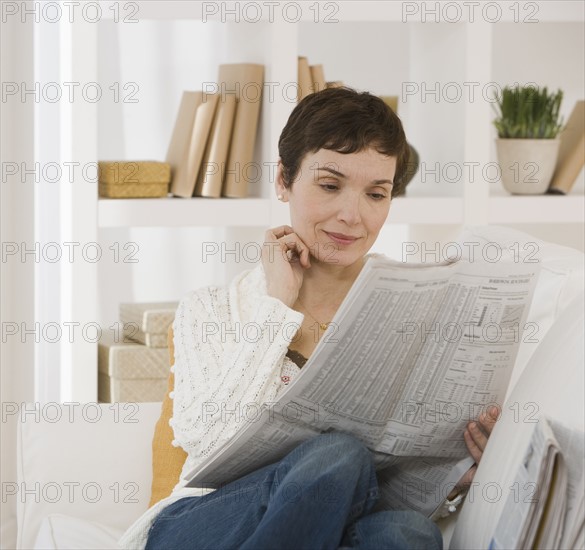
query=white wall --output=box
[0,13,36,550]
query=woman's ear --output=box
[274,159,288,200]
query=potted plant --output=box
[493,85,564,194]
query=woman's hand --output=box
[262,225,312,308]
[449,405,500,498]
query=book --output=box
[194,94,237,198]
[297,56,312,102]
[380,95,399,114]
[548,100,585,195]
[218,64,264,198]
[183,252,541,519]
[167,91,219,198]
[309,64,326,94]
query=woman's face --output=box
[277,147,397,266]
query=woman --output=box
[121,87,498,550]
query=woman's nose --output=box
[336,193,362,225]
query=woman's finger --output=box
[464,426,484,463]
[268,225,294,238]
[279,235,311,268]
[478,405,500,435]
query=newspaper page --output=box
[374,455,475,516]
[185,255,540,500]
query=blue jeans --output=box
[145,432,443,550]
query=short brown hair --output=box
[278,87,410,198]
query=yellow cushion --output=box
[148,325,188,507]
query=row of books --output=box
[548,100,585,195]
[297,56,344,100]
[166,64,264,199]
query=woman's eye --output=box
[320,184,338,191]
[369,193,387,200]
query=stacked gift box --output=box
[98,302,178,403]
[98,161,171,198]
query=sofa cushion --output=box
[33,514,122,550]
[16,403,161,549]
[148,326,187,507]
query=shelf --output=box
[98,196,466,227]
[488,194,585,224]
[98,198,271,227]
[98,192,584,228]
[486,181,584,223]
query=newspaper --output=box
[184,254,540,517]
[488,417,584,550]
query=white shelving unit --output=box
[61,1,584,400]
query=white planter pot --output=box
[496,138,561,195]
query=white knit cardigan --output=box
[118,260,307,549]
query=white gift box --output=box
[119,301,178,348]
[98,334,170,403]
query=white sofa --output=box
[9,228,585,549]
[15,402,161,549]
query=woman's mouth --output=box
[325,232,359,245]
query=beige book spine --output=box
[219,63,265,198]
[167,92,202,197]
[169,92,219,198]
[195,94,237,198]
[309,64,326,94]
[380,95,399,114]
[548,100,585,195]
[297,56,312,102]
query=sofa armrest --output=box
[15,402,161,550]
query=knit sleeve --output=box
[170,287,304,462]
